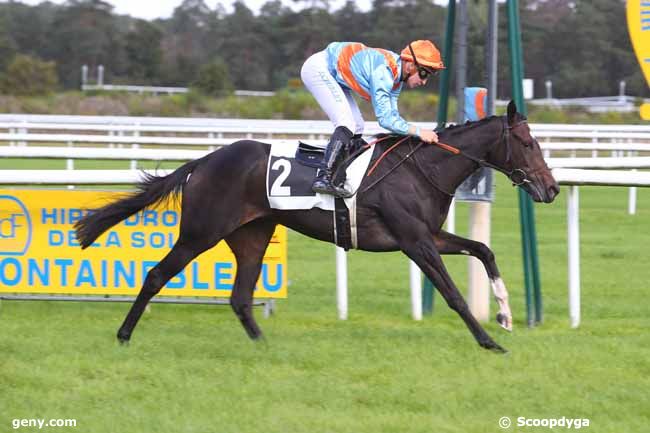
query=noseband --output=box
[499,118,531,186]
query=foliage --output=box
[0,0,646,98]
[124,20,163,82]
[44,0,124,88]
[0,90,646,124]
[191,59,234,96]
[0,54,59,96]
[0,12,16,72]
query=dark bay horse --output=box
[75,101,559,353]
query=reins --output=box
[429,118,532,187]
[358,136,425,194]
[432,140,516,180]
[355,117,535,196]
[366,136,411,176]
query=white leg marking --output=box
[491,277,513,331]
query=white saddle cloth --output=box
[266,141,373,211]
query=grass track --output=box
[1,164,649,432]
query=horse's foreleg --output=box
[225,219,277,341]
[434,230,513,331]
[395,225,505,353]
[117,240,208,343]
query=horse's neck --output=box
[432,118,502,193]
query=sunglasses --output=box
[408,43,439,80]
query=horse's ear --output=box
[507,100,517,124]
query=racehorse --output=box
[75,101,559,353]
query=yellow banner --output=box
[627,0,650,88]
[641,103,650,120]
[0,190,287,298]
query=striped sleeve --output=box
[369,65,409,135]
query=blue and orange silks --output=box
[325,42,411,135]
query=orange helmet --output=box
[400,40,445,70]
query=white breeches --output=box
[300,50,365,135]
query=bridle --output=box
[433,118,533,187]
[357,116,543,195]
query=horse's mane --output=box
[440,115,502,135]
[369,112,527,142]
[369,115,503,142]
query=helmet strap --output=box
[406,43,432,81]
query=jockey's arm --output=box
[370,65,437,143]
[370,66,410,135]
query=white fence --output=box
[82,84,278,98]
[527,95,641,113]
[1,113,649,143]
[550,167,650,328]
[1,114,649,325]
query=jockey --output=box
[301,40,445,197]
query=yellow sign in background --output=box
[627,1,650,119]
[0,189,287,298]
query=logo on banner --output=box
[0,195,32,256]
[0,189,287,298]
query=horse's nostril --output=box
[549,183,560,199]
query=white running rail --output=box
[1,115,649,324]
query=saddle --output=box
[295,137,368,185]
[295,142,325,168]
[293,137,369,251]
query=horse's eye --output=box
[514,133,532,148]
[518,135,533,148]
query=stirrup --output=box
[331,185,354,198]
[312,180,353,198]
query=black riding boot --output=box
[351,133,368,151]
[312,126,354,197]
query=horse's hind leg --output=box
[225,218,276,340]
[434,230,513,331]
[116,238,212,343]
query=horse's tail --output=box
[74,156,208,249]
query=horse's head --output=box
[489,101,560,203]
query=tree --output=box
[192,58,234,95]
[45,0,123,88]
[2,1,51,58]
[159,0,212,85]
[333,1,370,43]
[218,1,276,89]
[0,11,17,72]
[0,0,645,98]
[364,0,444,52]
[125,20,163,82]
[259,1,294,87]
[0,54,58,95]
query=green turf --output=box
[1,172,649,433]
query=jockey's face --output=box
[404,62,428,89]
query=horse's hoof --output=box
[489,344,508,354]
[480,340,508,354]
[496,313,513,332]
[251,333,267,344]
[117,331,130,346]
